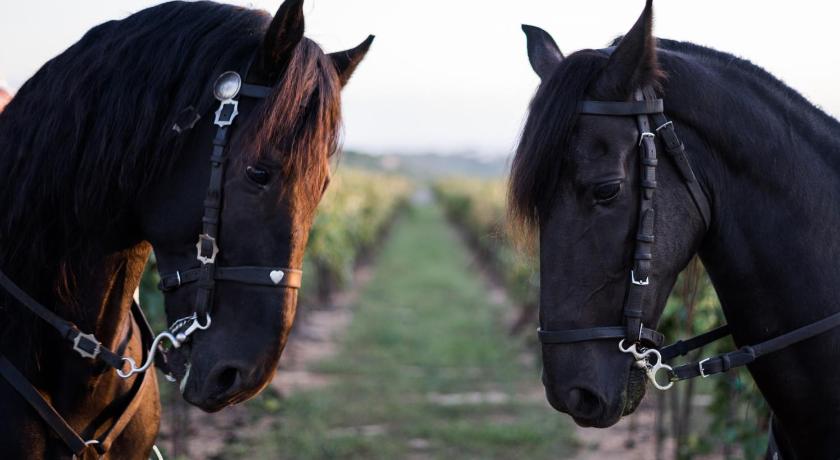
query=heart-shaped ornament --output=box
[269,270,285,285]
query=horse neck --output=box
[1,238,151,411]
[663,51,840,448]
[661,50,840,330]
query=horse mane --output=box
[508,50,610,246]
[0,1,341,315]
[509,35,840,247]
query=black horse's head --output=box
[136,0,372,411]
[511,0,705,427]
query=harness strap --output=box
[159,266,303,292]
[0,355,88,456]
[659,324,730,360]
[669,311,840,381]
[0,269,128,372]
[538,326,664,348]
[0,301,155,456]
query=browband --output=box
[578,99,664,116]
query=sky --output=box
[2,1,840,158]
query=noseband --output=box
[0,63,302,457]
[537,86,840,391]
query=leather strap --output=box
[0,302,155,456]
[659,324,731,360]
[240,83,272,99]
[159,266,303,292]
[0,269,128,371]
[0,355,89,456]
[538,326,664,348]
[650,112,712,228]
[622,87,659,344]
[669,311,840,381]
[578,99,664,116]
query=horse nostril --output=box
[207,364,243,400]
[565,387,603,419]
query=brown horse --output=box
[0,1,371,458]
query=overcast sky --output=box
[2,1,840,157]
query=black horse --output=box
[511,1,840,458]
[0,0,371,458]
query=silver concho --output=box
[213,71,242,101]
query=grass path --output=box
[223,204,574,459]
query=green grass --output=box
[224,204,574,459]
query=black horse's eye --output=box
[245,166,271,186]
[593,182,622,202]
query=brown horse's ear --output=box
[593,0,660,98]
[258,0,305,81]
[522,25,564,81]
[328,35,374,87]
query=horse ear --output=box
[522,25,564,81]
[258,0,305,80]
[593,0,660,98]
[328,35,375,87]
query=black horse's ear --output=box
[593,0,660,98]
[258,0,305,80]
[522,25,564,81]
[328,35,375,87]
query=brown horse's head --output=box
[139,0,372,411]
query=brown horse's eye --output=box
[593,182,622,202]
[246,166,271,186]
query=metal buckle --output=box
[175,270,182,287]
[196,234,219,265]
[698,357,712,378]
[630,270,649,286]
[72,332,101,359]
[655,120,673,132]
[213,99,240,127]
[638,132,655,146]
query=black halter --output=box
[0,62,302,457]
[537,86,840,390]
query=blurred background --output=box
[3,1,836,459]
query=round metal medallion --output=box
[213,71,242,101]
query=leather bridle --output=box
[0,63,302,458]
[537,85,840,390]
[118,67,303,378]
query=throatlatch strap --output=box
[649,112,712,228]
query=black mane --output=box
[508,36,840,242]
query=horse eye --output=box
[245,166,271,186]
[593,182,622,202]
